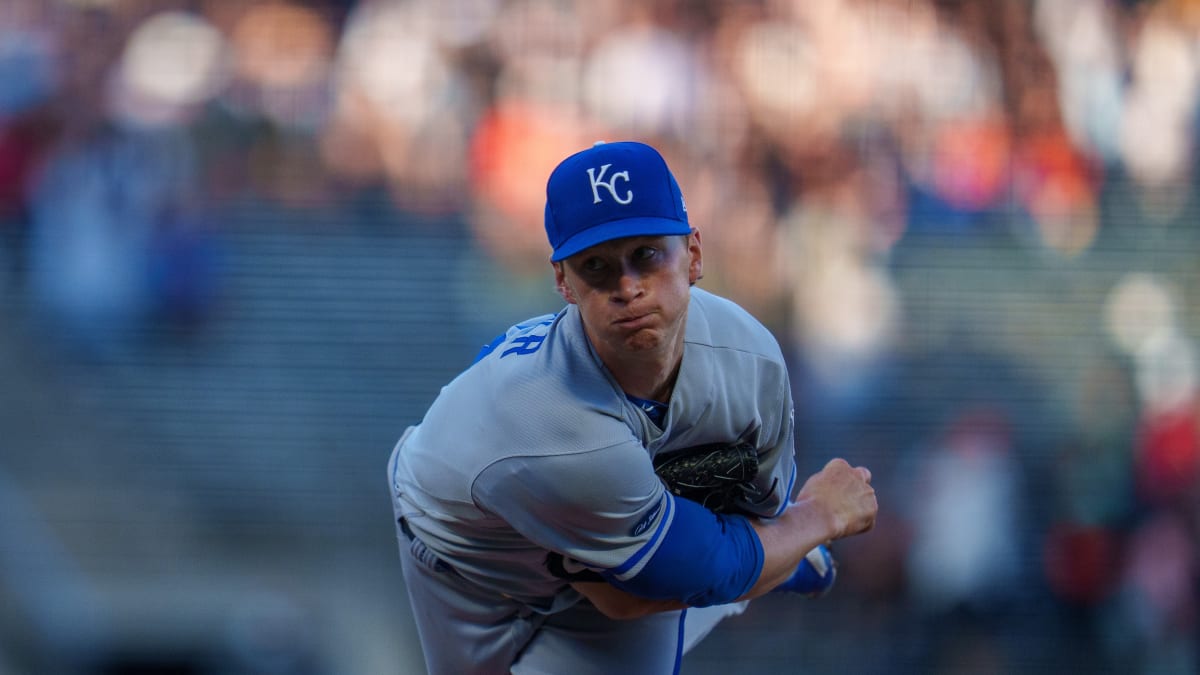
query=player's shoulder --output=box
[455,306,629,448]
[686,287,783,360]
[472,312,559,363]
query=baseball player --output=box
[387,141,878,674]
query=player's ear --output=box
[553,262,577,304]
[687,229,703,285]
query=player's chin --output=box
[604,326,662,353]
[617,328,665,352]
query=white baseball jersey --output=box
[388,287,796,673]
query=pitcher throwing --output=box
[387,141,878,675]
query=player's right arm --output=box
[571,456,873,614]
[574,458,877,619]
[570,583,687,620]
[474,443,875,619]
[741,458,876,597]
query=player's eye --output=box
[581,257,608,274]
[632,246,659,262]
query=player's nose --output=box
[611,267,644,303]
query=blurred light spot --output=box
[116,12,227,110]
[336,0,449,127]
[1035,0,1124,162]
[798,257,898,360]
[1104,273,1177,356]
[1011,123,1102,259]
[468,101,586,270]
[929,117,1010,211]
[911,31,998,121]
[1030,195,1098,258]
[1134,331,1197,415]
[1131,21,1197,115]
[582,26,699,137]
[1136,410,1200,505]
[734,22,816,120]
[231,2,332,90]
[1119,91,1192,189]
[1119,19,1198,188]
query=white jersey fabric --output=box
[388,287,796,672]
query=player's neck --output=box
[599,338,684,404]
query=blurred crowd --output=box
[1,0,1199,672]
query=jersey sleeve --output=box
[472,440,674,580]
[472,441,767,606]
[606,493,764,606]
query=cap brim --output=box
[550,217,692,262]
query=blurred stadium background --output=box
[0,0,1198,673]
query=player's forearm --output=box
[572,581,688,620]
[740,458,877,599]
[740,497,835,598]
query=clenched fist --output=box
[796,458,878,542]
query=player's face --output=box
[555,231,703,356]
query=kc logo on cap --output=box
[544,141,691,262]
[587,164,633,205]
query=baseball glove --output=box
[653,440,760,514]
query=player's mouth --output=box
[613,312,655,329]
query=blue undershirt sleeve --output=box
[601,494,764,607]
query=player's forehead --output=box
[566,235,677,261]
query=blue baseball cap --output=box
[544,141,690,262]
